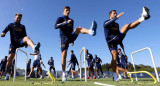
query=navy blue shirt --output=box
[2,22,27,45]
[27,61,31,68]
[85,53,93,64]
[48,59,54,66]
[93,57,102,65]
[104,18,120,41]
[0,58,7,67]
[118,52,126,63]
[55,16,74,38]
[70,54,79,66]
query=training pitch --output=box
[0,77,160,86]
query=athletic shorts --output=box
[95,64,102,69]
[121,62,127,69]
[71,63,76,70]
[27,67,30,73]
[117,63,121,67]
[33,60,40,67]
[0,67,5,72]
[9,38,27,54]
[87,62,93,68]
[49,66,55,71]
[107,32,126,51]
[60,32,78,52]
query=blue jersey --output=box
[27,61,31,68]
[85,53,93,64]
[118,52,126,63]
[70,54,79,66]
[2,22,27,45]
[93,57,102,65]
[48,59,54,66]
[0,58,7,67]
[103,18,120,41]
[55,16,74,38]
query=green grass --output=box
[0,77,160,86]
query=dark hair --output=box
[51,57,53,58]
[5,56,7,58]
[15,13,22,17]
[109,10,116,16]
[118,48,121,50]
[63,6,70,11]
[71,50,74,53]
[95,54,97,57]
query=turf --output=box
[0,77,160,86]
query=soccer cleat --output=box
[92,76,96,79]
[90,21,97,36]
[62,77,67,81]
[3,76,9,80]
[87,76,90,79]
[34,42,41,53]
[118,76,122,80]
[142,6,150,20]
[39,76,43,79]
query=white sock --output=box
[40,75,42,77]
[88,29,93,35]
[118,75,121,78]
[139,17,145,22]
[62,71,65,77]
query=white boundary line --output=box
[94,82,116,86]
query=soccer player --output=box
[68,50,79,79]
[93,54,104,79]
[48,57,56,74]
[1,13,40,80]
[0,56,7,79]
[103,7,150,81]
[27,49,44,79]
[85,49,96,79]
[27,59,31,76]
[55,6,97,81]
[10,59,15,77]
[118,48,129,79]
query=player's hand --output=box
[67,19,72,24]
[1,33,5,37]
[117,12,124,19]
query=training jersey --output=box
[2,22,27,45]
[70,54,79,65]
[118,52,126,63]
[85,53,93,64]
[34,51,41,60]
[48,59,54,66]
[0,58,7,67]
[27,60,31,68]
[104,18,120,41]
[93,57,102,65]
[55,16,74,38]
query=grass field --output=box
[0,77,160,86]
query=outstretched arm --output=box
[104,12,124,28]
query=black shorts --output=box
[9,38,27,54]
[61,32,78,52]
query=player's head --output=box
[70,50,74,54]
[29,59,31,61]
[117,48,121,53]
[5,56,7,59]
[51,57,53,59]
[63,6,70,17]
[15,13,22,23]
[85,49,88,53]
[94,54,97,58]
[109,10,117,19]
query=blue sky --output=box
[0,0,160,71]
